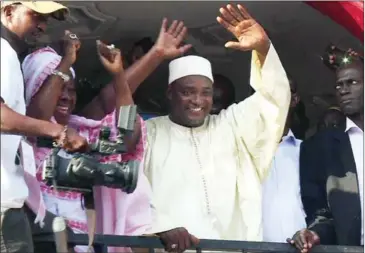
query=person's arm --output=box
[1,101,63,138]
[25,31,80,121]
[230,44,290,181]
[0,46,64,139]
[1,48,88,152]
[25,55,73,120]
[114,71,142,152]
[299,138,337,244]
[216,4,291,182]
[78,47,163,120]
[97,42,141,152]
[79,18,192,120]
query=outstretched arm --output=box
[25,31,80,121]
[79,18,192,120]
[1,48,87,152]
[216,4,291,181]
[96,41,141,152]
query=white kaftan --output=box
[144,45,291,242]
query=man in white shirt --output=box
[289,57,364,251]
[144,4,291,252]
[0,2,88,252]
[262,79,307,242]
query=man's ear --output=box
[166,86,172,101]
[3,5,17,18]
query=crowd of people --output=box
[0,1,363,253]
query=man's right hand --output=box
[61,30,81,65]
[152,18,192,60]
[157,227,199,253]
[287,229,320,253]
[57,127,89,153]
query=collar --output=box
[168,115,209,134]
[345,117,363,133]
[281,129,300,146]
[1,23,28,57]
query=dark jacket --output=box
[300,129,362,246]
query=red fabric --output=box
[306,1,364,42]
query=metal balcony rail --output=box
[33,233,364,253]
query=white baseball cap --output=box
[1,1,68,20]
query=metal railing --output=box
[33,233,364,253]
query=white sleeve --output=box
[1,40,21,109]
[217,45,291,182]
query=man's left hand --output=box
[216,4,270,55]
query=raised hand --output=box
[216,4,269,55]
[153,18,192,59]
[97,40,124,76]
[61,30,81,65]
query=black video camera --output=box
[38,105,139,194]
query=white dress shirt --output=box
[262,130,307,242]
[345,118,364,245]
[145,45,291,242]
[1,38,28,212]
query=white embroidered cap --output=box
[168,55,214,85]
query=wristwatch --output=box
[51,69,70,82]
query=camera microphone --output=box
[52,216,69,253]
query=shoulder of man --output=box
[144,116,170,141]
[1,38,19,64]
[145,116,169,128]
[301,128,342,150]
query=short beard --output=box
[169,115,206,128]
[184,119,206,128]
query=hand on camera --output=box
[55,127,89,153]
[61,30,81,65]
[97,40,124,76]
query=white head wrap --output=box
[168,55,214,85]
[22,46,76,106]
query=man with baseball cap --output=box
[143,4,291,252]
[1,2,88,252]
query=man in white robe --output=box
[144,4,291,252]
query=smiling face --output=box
[168,75,213,127]
[1,4,49,39]
[335,62,364,117]
[53,72,77,125]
